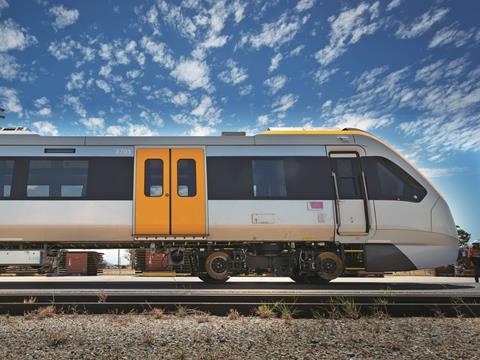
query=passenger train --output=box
[0,127,457,282]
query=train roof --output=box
[0,127,383,147]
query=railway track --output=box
[0,279,478,317]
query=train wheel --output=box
[317,252,343,281]
[203,251,230,283]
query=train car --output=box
[0,127,458,283]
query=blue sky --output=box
[0,0,479,241]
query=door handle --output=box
[165,193,170,197]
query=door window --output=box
[0,160,14,198]
[332,157,363,199]
[177,159,196,197]
[144,159,163,197]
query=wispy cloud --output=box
[315,2,381,66]
[264,75,286,95]
[32,121,58,136]
[49,5,79,30]
[395,7,449,39]
[218,59,248,85]
[241,13,308,50]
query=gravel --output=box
[0,313,478,359]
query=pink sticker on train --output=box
[309,201,324,209]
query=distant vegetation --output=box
[456,225,471,247]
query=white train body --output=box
[0,128,457,279]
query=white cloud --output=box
[139,110,164,127]
[64,95,86,117]
[170,58,211,90]
[66,71,85,91]
[289,45,304,57]
[268,53,283,73]
[244,13,308,50]
[218,59,248,85]
[191,95,220,123]
[429,24,477,48]
[353,66,389,91]
[96,79,112,93]
[0,19,37,52]
[49,5,79,30]
[0,0,9,12]
[272,94,298,113]
[33,97,51,117]
[325,113,392,131]
[0,87,22,115]
[105,125,124,136]
[419,167,461,179]
[395,7,449,39]
[32,121,58,136]
[156,1,197,40]
[264,75,286,95]
[315,2,381,65]
[296,0,316,12]
[386,0,402,11]
[80,117,105,132]
[239,84,252,96]
[187,124,215,136]
[126,69,141,79]
[141,36,175,69]
[314,67,338,85]
[232,1,246,23]
[0,53,19,80]
[127,123,156,136]
[48,39,95,66]
[171,92,190,106]
[257,115,270,126]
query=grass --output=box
[149,308,165,319]
[255,304,276,318]
[227,308,241,320]
[175,305,188,317]
[24,305,56,320]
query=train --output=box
[0,126,458,282]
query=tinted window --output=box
[331,157,363,199]
[207,156,334,200]
[177,159,196,197]
[0,160,14,198]
[252,159,287,198]
[207,157,253,199]
[27,159,88,198]
[363,157,426,202]
[87,157,133,200]
[144,159,163,197]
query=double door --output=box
[134,148,206,236]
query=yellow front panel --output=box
[171,148,206,235]
[135,149,170,235]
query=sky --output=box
[0,0,479,248]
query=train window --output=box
[144,159,163,197]
[331,158,363,199]
[207,157,334,200]
[0,160,14,198]
[284,157,334,200]
[177,159,196,197]
[87,157,133,200]
[207,157,253,199]
[363,157,426,202]
[252,159,287,198]
[27,159,88,198]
